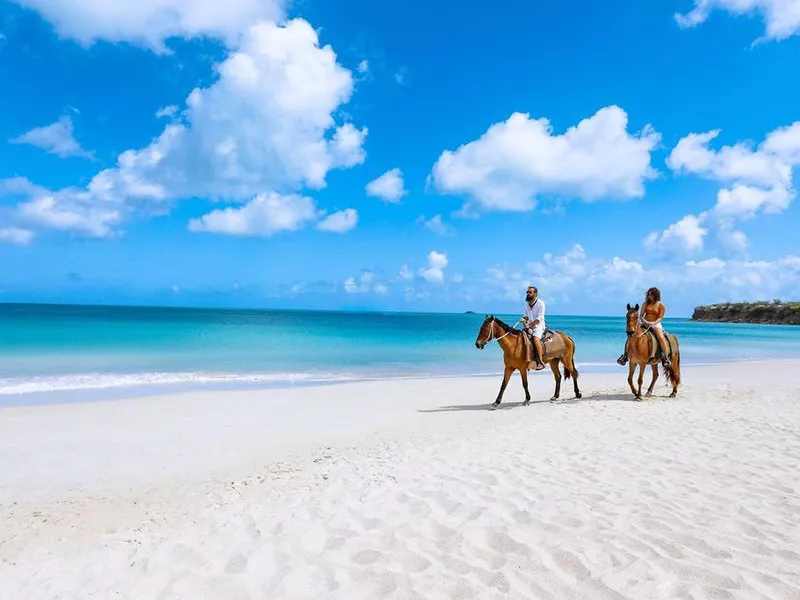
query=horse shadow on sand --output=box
[417,392,641,413]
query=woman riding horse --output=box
[617,287,671,368]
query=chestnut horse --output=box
[475,315,581,409]
[623,303,681,399]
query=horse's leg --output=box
[520,368,531,406]
[492,366,514,409]
[549,360,562,402]
[564,351,581,399]
[645,363,659,397]
[627,361,638,398]
[637,364,645,399]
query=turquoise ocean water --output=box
[2,303,800,403]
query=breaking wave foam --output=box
[0,372,361,395]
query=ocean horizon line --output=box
[0,300,695,320]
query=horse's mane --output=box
[491,316,522,335]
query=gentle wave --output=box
[3,359,773,397]
[0,364,625,396]
[0,372,362,395]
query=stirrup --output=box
[617,354,628,366]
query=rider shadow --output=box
[417,399,551,413]
[418,393,638,413]
[554,393,638,404]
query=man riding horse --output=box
[520,285,546,371]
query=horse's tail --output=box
[563,334,578,379]
[664,336,681,388]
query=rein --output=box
[627,319,652,338]
[482,319,520,345]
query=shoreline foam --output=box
[2,356,796,404]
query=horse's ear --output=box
[627,303,631,311]
[634,303,639,311]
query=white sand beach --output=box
[2,362,800,599]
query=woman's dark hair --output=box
[646,287,661,302]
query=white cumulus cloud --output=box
[644,214,709,254]
[763,122,800,163]
[156,105,179,119]
[419,250,448,283]
[188,192,320,237]
[10,116,94,160]
[667,129,791,190]
[715,184,791,219]
[316,208,358,233]
[675,0,800,41]
[0,227,34,246]
[2,19,367,240]
[366,168,407,203]
[12,180,122,238]
[716,222,750,255]
[343,271,387,295]
[480,244,800,309]
[430,105,660,214]
[418,214,454,236]
[89,20,365,203]
[661,122,800,256]
[10,0,286,51]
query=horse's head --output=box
[475,314,496,349]
[625,303,640,336]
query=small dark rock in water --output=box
[692,301,800,325]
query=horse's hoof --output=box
[634,396,642,401]
[549,396,559,403]
[645,392,653,398]
[522,400,530,407]
[575,393,582,399]
[669,393,677,398]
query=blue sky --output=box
[1,0,800,316]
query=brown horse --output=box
[475,315,581,409]
[623,303,681,399]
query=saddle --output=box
[646,330,677,362]
[541,329,565,361]
[524,328,564,363]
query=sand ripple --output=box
[2,376,800,599]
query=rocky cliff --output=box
[691,301,800,325]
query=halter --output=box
[481,318,519,345]
[627,316,652,338]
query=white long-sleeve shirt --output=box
[523,298,546,329]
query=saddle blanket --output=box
[646,331,679,362]
[524,329,565,363]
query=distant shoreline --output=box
[692,302,800,325]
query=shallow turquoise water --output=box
[2,303,799,398]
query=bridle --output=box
[480,318,518,345]
[627,313,652,338]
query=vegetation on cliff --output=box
[692,301,800,325]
